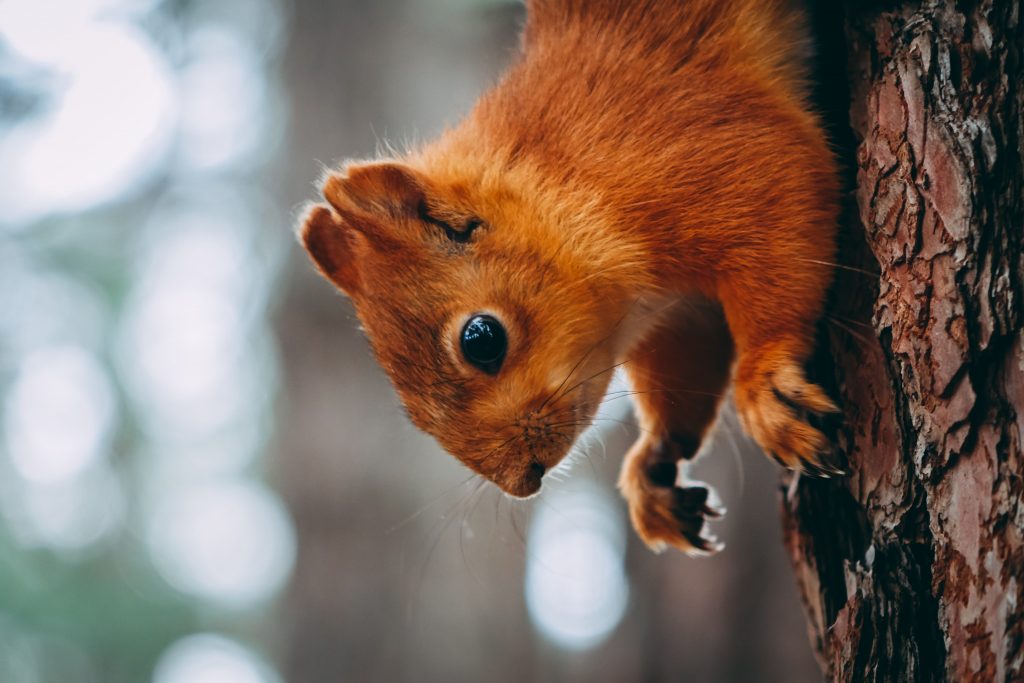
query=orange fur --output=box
[300,0,842,553]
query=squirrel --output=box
[299,0,843,554]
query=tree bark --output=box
[783,1,1024,680]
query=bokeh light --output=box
[0,0,293,676]
[3,345,117,484]
[153,634,282,683]
[146,479,296,608]
[10,464,126,553]
[187,0,287,60]
[179,26,271,171]
[116,188,278,446]
[0,261,110,359]
[525,483,630,651]
[0,3,175,224]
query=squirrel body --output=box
[302,0,842,553]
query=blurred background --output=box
[0,1,821,681]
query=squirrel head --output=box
[299,158,647,497]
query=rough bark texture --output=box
[783,1,1024,680]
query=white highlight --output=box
[597,367,636,421]
[14,465,126,552]
[0,264,109,358]
[117,197,272,445]
[525,484,629,650]
[153,634,282,683]
[179,27,269,171]
[4,345,117,484]
[146,479,296,608]
[0,11,176,223]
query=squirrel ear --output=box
[302,162,426,294]
[298,203,363,295]
[322,161,425,221]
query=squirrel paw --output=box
[626,482,725,555]
[735,361,844,477]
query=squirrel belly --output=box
[301,0,843,554]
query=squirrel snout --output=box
[503,460,546,499]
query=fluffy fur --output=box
[300,0,842,554]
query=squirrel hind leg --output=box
[719,253,845,478]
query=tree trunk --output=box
[783,1,1024,680]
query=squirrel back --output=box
[420,0,836,300]
[523,0,814,94]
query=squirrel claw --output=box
[773,450,847,479]
[737,359,840,476]
[626,482,725,556]
[685,532,725,555]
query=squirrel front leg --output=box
[619,301,733,554]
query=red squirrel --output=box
[300,0,842,554]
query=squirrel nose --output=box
[506,460,545,498]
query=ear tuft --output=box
[298,202,362,295]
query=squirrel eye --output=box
[460,314,507,374]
